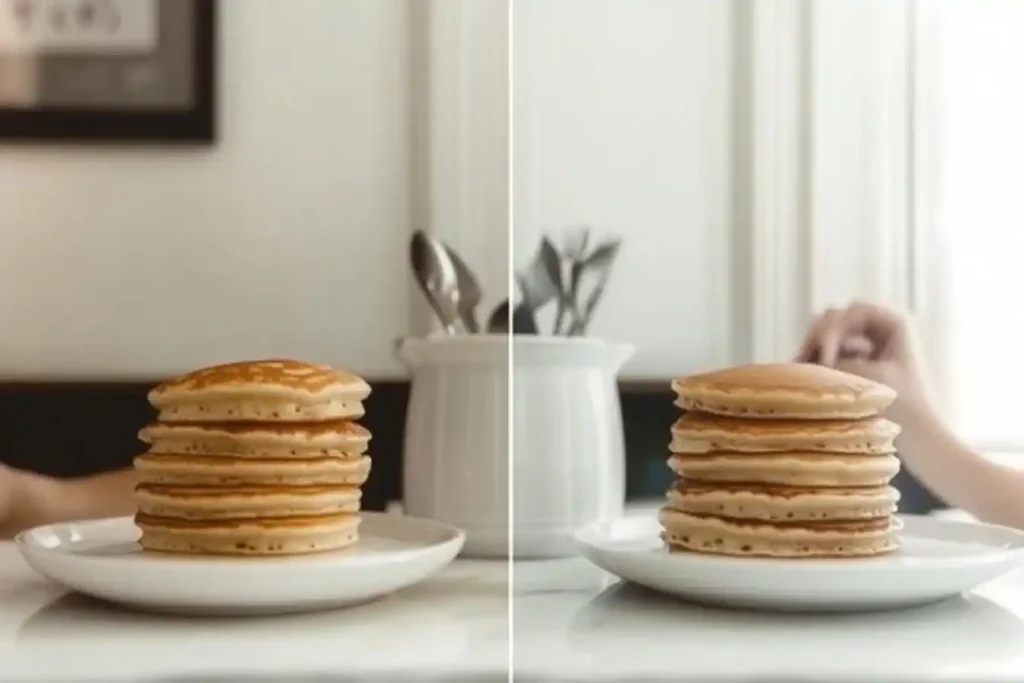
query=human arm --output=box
[798,300,1024,528]
[0,465,139,539]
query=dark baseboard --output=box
[0,380,946,515]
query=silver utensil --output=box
[512,274,540,334]
[487,300,510,333]
[443,243,482,333]
[410,230,460,335]
[554,226,591,335]
[567,238,622,336]
[539,236,564,336]
[486,273,540,335]
[512,303,539,334]
[518,241,561,311]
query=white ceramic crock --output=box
[396,335,633,559]
[397,335,510,558]
[512,337,634,558]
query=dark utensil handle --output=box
[512,304,539,335]
[487,300,510,333]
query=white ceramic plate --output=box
[16,511,465,616]
[574,513,1024,612]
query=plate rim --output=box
[15,511,467,569]
[572,512,1024,570]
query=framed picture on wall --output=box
[0,0,215,143]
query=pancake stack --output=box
[660,363,902,558]
[133,359,372,556]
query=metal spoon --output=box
[410,230,460,335]
[487,278,539,334]
[487,299,510,333]
[443,243,482,333]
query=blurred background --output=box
[0,0,509,510]
[3,0,1020,515]
[512,0,1020,510]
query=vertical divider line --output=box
[506,2,515,682]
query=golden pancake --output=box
[149,359,371,422]
[135,512,360,556]
[670,414,900,454]
[659,508,900,558]
[672,363,896,419]
[134,453,371,486]
[668,451,900,487]
[134,483,362,519]
[665,479,900,522]
[139,420,371,458]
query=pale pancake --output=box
[665,480,900,522]
[670,414,900,454]
[672,363,896,419]
[668,452,900,487]
[659,508,900,558]
[149,359,371,422]
[135,512,360,556]
[139,420,371,458]
[134,483,362,519]
[134,453,371,486]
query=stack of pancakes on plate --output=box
[133,359,372,556]
[660,363,902,558]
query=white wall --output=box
[0,0,413,380]
[513,0,735,378]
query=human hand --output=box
[0,464,57,539]
[0,463,21,538]
[795,300,936,427]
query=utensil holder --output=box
[396,335,633,559]
[513,337,633,558]
[396,335,509,557]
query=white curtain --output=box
[914,0,1024,452]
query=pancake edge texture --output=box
[672,363,896,419]
[148,359,371,422]
[667,452,901,487]
[665,481,900,522]
[659,508,901,558]
[135,513,361,556]
[670,415,900,454]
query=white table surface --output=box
[6,512,1024,682]
[0,547,509,683]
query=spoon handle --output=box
[461,310,480,334]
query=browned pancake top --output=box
[151,359,366,396]
[673,450,898,460]
[140,420,371,439]
[671,479,892,499]
[135,483,358,496]
[136,453,362,467]
[672,413,899,437]
[135,512,358,529]
[672,363,894,399]
[686,512,894,532]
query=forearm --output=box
[3,468,139,539]
[897,407,1024,528]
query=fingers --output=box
[796,308,843,365]
[844,300,907,354]
[797,300,908,367]
[840,335,873,358]
[834,357,877,382]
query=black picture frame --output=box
[0,0,216,144]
